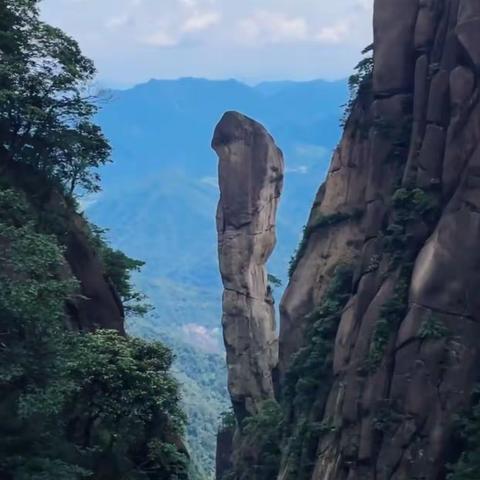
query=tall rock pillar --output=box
[213,111,284,422]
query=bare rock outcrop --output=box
[213,111,284,421]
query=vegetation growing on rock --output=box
[0,1,190,478]
[341,43,374,127]
[288,211,362,278]
[281,265,353,478]
[449,388,480,480]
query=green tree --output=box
[0,188,189,480]
[64,330,189,480]
[267,274,282,289]
[0,2,190,477]
[0,0,110,195]
[88,224,151,317]
[448,389,480,480]
[0,188,82,479]
[341,43,374,127]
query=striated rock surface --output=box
[216,1,480,479]
[276,0,480,479]
[213,111,284,421]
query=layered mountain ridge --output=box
[90,78,347,339]
[216,0,480,479]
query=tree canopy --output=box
[0,0,110,195]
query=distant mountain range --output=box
[86,77,347,476]
[89,77,347,342]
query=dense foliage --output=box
[448,388,480,480]
[222,401,283,480]
[0,1,190,478]
[130,324,229,479]
[218,409,236,431]
[241,401,284,479]
[64,331,188,480]
[0,187,189,480]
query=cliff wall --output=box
[216,1,480,478]
[280,0,480,478]
[0,157,125,333]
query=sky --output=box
[40,0,374,88]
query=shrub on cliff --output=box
[340,43,374,127]
[448,389,480,480]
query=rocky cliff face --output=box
[62,210,125,333]
[0,157,125,334]
[213,111,284,421]
[217,1,480,479]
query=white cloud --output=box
[236,10,360,47]
[237,11,308,45]
[142,30,179,47]
[140,8,221,48]
[286,165,309,174]
[40,0,375,85]
[200,176,218,188]
[179,0,198,8]
[182,323,222,353]
[295,143,329,158]
[315,19,351,44]
[181,11,221,33]
[105,14,131,30]
[354,0,373,11]
[79,192,102,211]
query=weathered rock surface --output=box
[216,2,480,479]
[275,0,480,479]
[63,210,125,333]
[216,426,234,480]
[213,111,284,421]
[0,157,125,334]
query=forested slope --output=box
[0,2,190,478]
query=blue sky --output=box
[41,0,374,88]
